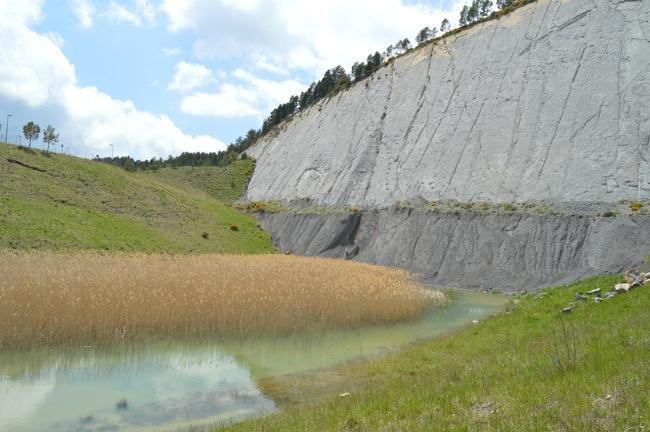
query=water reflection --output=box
[0,290,505,431]
[0,348,274,432]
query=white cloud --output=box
[252,54,290,76]
[180,70,305,119]
[136,0,156,24]
[0,1,226,159]
[161,0,466,77]
[181,86,260,118]
[168,61,214,93]
[45,32,64,49]
[107,1,142,26]
[0,0,43,25]
[75,0,155,28]
[72,0,96,28]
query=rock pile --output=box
[568,271,650,310]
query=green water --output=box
[0,290,505,431]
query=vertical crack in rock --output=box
[396,39,455,179]
[403,43,436,142]
[395,43,441,197]
[247,0,650,207]
[408,24,486,193]
[409,38,463,180]
[495,1,540,197]
[496,5,540,197]
[444,22,501,194]
[362,63,396,205]
[512,0,565,199]
[536,38,590,185]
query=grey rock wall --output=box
[247,0,650,207]
[258,210,650,291]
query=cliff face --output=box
[258,209,650,292]
[244,0,650,290]
[247,0,650,207]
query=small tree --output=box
[468,0,480,22]
[459,5,469,26]
[42,125,59,154]
[384,44,394,59]
[351,61,367,81]
[23,122,40,148]
[441,18,451,33]
[497,0,514,9]
[480,0,493,17]
[123,158,136,172]
[395,38,412,54]
[416,26,432,45]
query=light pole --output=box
[5,114,12,144]
[110,144,114,158]
[16,135,21,145]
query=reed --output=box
[0,253,443,350]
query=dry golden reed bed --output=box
[0,253,443,350]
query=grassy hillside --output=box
[0,144,273,253]
[142,160,254,205]
[224,276,650,431]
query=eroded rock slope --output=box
[245,0,650,290]
[258,209,650,291]
[247,0,650,206]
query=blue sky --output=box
[0,0,465,159]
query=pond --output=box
[0,290,506,432]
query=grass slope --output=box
[142,161,255,205]
[0,144,273,254]
[223,276,650,431]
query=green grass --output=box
[222,276,650,431]
[0,144,273,253]
[141,160,255,205]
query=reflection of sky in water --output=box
[0,351,275,432]
[0,376,56,428]
[0,290,505,432]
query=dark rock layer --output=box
[258,209,650,291]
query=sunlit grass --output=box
[0,253,443,351]
[222,275,650,431]
[0,144,273,253]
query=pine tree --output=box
[468,0,480,22]
[459,6,469,25]
[441,18,451,33]
[480,0,493,17]
[416,26,432,45]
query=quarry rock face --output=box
[258,210,650,292]
[245,0,650,290]
[247,0,650,207]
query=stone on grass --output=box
[615,283,631,293]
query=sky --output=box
[0,0,466,160]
